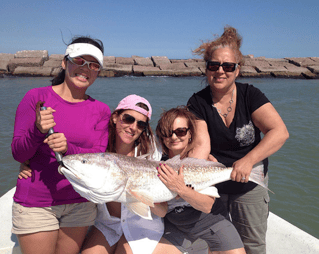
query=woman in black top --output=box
[186,26,289,254]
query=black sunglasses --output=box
[121,113,148,130]
[67,56,102,71]
[206,61,238,72]
[164,127,190,138]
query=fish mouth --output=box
[59,163,81,179]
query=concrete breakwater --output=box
[0,50,319,79]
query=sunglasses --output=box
[164,127,190,138]
[206,61,238,72]
[121,113,148,130]
[67,56,102,71]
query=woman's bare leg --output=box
[18,230,58,254]
[81,226,117,254]
[152,237,182,254]
[113,235,133,254]
[55,226,89,254]
[212,248,246,254]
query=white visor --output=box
[65,43,103,67]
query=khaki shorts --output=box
[12,201,97,235]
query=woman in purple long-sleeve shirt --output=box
[11,36,111,254]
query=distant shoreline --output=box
[1,51,318,79]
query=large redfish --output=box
[59,152,268,220]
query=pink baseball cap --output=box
[115,94,152,119]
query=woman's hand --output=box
[35,101,56,134]
[157,163,215,213]
[44,133,68,154]
[18,160,32,179]
[157,164,187,193]
[231,157,253,183]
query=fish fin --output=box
[165,155,226,168]
[125,202,152,220]
[198,186,220,198]
[250,162,275,194]
[128,190,155,207]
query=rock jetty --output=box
[1,50,318,79]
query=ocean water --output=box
[0,76,318,239]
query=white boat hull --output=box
[1,187,318,254]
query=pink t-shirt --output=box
[12,86,111,207]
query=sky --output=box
[0,0,318,60]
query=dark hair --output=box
[51,36,104,86]
[107,103,155,156]
[156,106,197,155]
[193,26,244,67]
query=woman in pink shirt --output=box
[11,36,111,254]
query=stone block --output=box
[13,66,53,76]
[49,54,64,61]
[0,53,14,60]
[198,67,206,74]
[255,66,287,75]
[104,56,116,65]
[170,59,194,63]
[99,70,115,77]
[281,65,309,78]
[144,70,173,76]
[0,54,14,73]
[103,64,133,76]
[307,66,319,74]
[302,71,318,79]
[0,62,8,74]
[151,56,171,67]
[267,59,289,66]
[43,59,62,68]
[115,57,134,65]
[51,67,61,77]
[285,57,317,67]
[159,63,186,71]
[192,58,205,62]
[244,59,271,68]
[185,61,206,69]
[173,68,202,76]
[310,57,319,64]
[8,58,45,72]
[239,66,259,77]
[14,50,49,61]
[132,65,160,76]
[133,56,154,66]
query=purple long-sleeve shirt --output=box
[12,86,111,207]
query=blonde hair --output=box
[193,26,244,66]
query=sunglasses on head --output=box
[164,127,190,138]
[67,56,102,71]
[206,61,238,72]
[121,113,148,130]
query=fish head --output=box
[61,153,128,203]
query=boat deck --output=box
[1,188,319,254]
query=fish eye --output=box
[81,159,87,164]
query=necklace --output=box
[211,89,234,118]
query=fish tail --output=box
[250,163,274,194]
